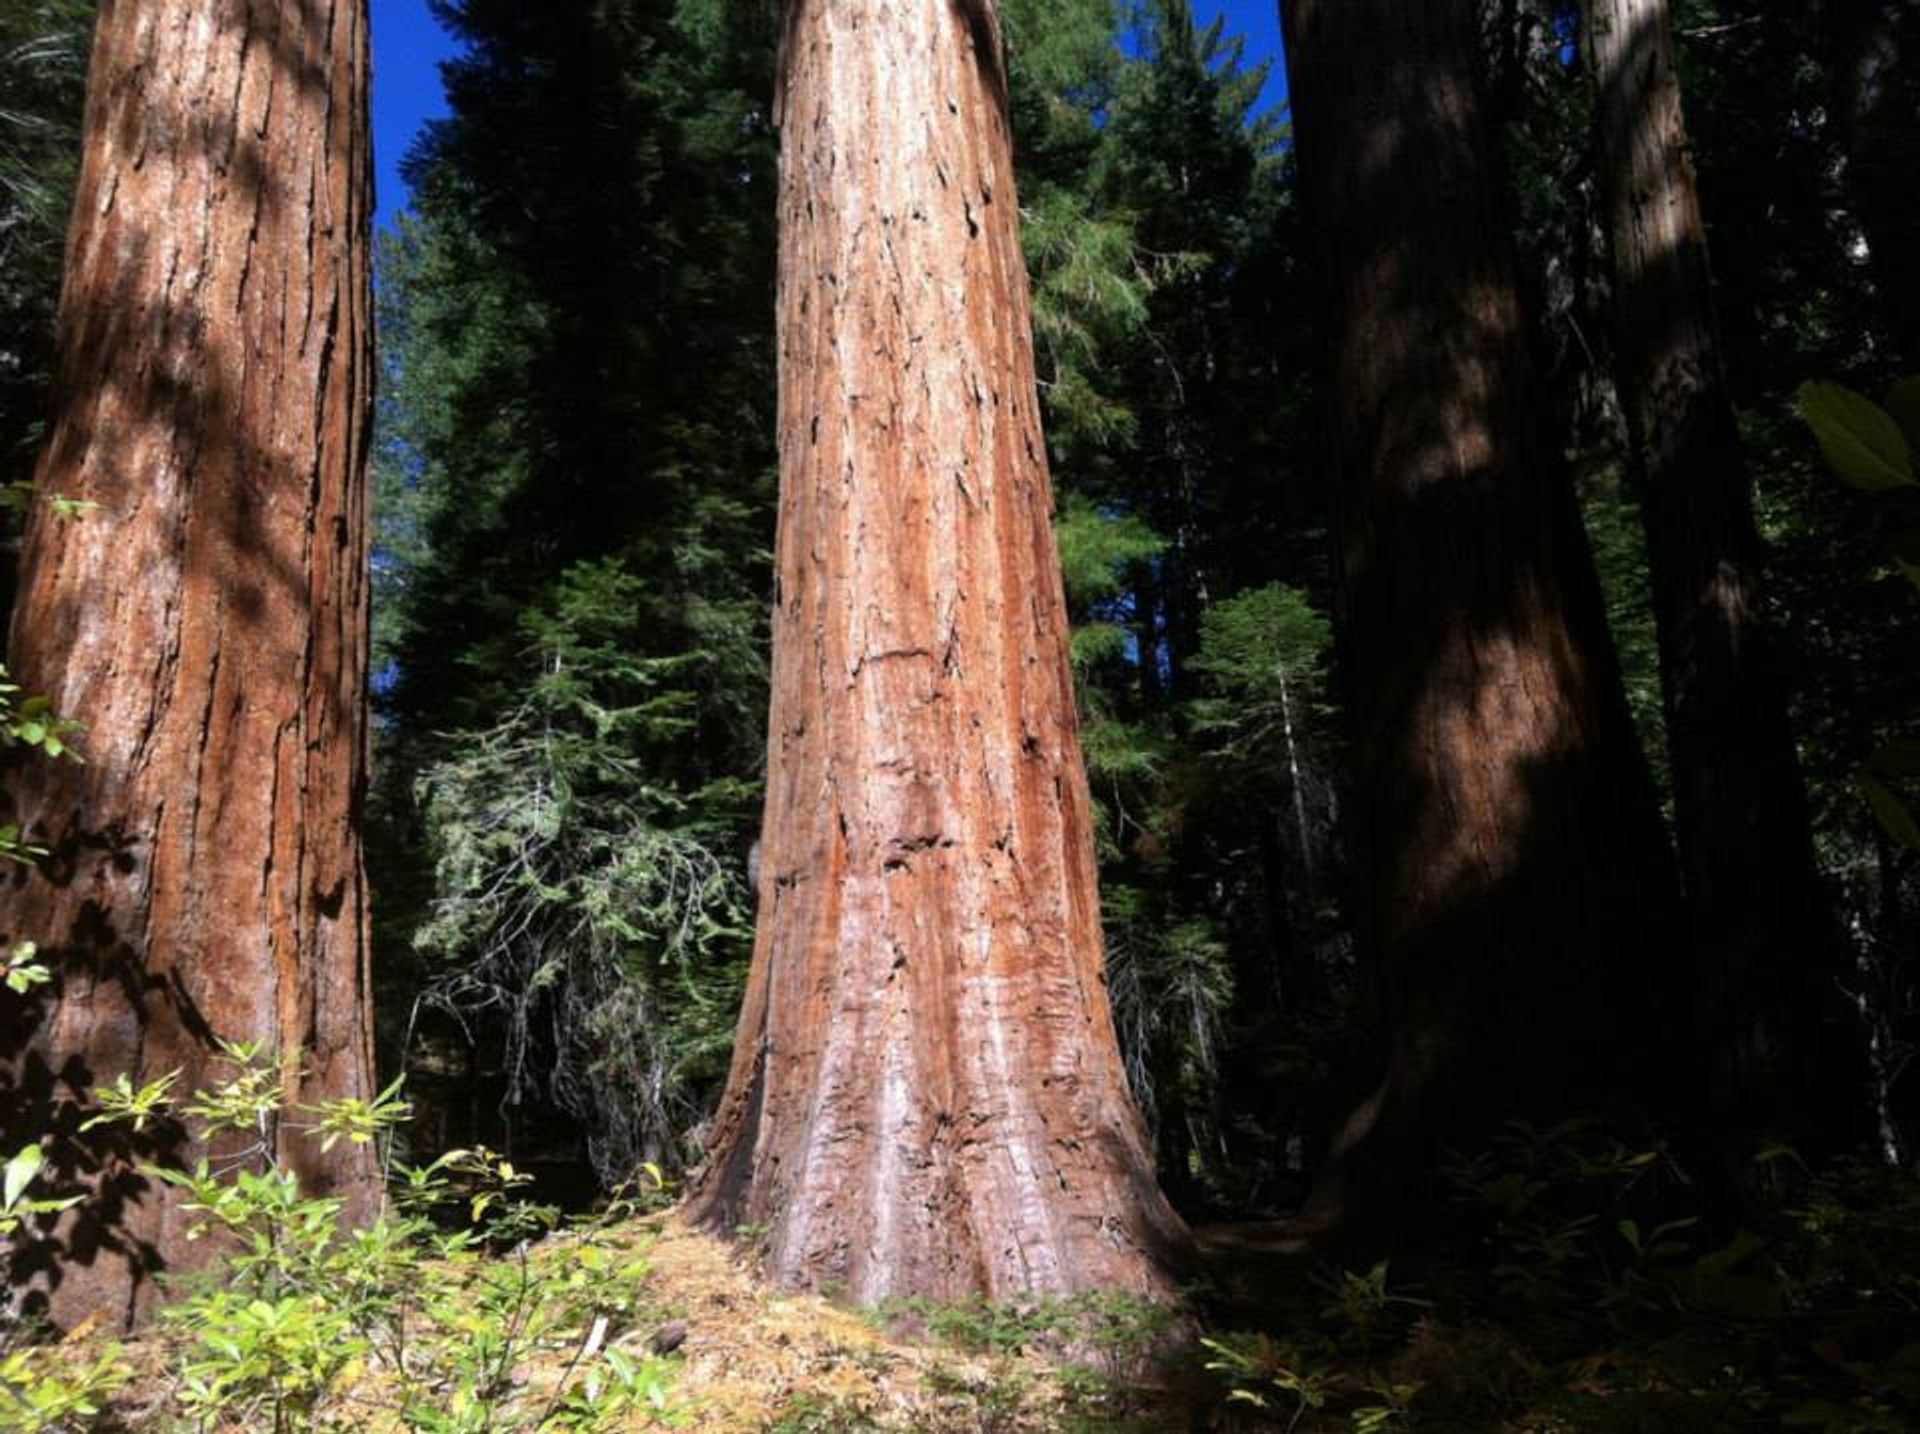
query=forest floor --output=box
[42,1148,1920,1432]
[536,1216,1192,1431]
[69,1212,1204,1433]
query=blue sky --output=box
[1204,0,1287,114]
[370,1,457,232]
[369,0,1286,233]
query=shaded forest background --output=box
[5,0,1919,1215]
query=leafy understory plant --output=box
[0,660,82,994]
[0,1138,129,1433]
[0,1346,131,1434]
[1200,1281,1426,1433]
[1,1045,682,1433]
[0,666,114,1433]
[1193,1122,1920,1430]
[0,1144,78,1238]
[870,1288,1177,1432]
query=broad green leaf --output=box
[1799,381,1914,491]
[1858,771,1920,850]
[4,1145,44,1209]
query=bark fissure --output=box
[688,0,1187,1303]
[1,0,378,1329]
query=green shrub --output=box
[0,1044,683,1432]
[1196,1123,1920,1430]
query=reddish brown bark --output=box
[1584,0,1865,1153]
[1278,0,1679,1239]
[0,0,377,1328]
[685,0,1189,1304]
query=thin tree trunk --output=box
[686,0,1189,1304]
[1,0,377,1329]
[1275,663,1315,897]
[1827,0,1920,370]
[1585,0,1866,1156]
[1278,0,1679,1242]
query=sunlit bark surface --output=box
[687,0,1189,1303]
[0,0,377,1328]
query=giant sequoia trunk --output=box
[1279,0,1679,1239]
[686,0,1189,1304]
[1584,0,1863,1154]
[0,0,377,1328]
